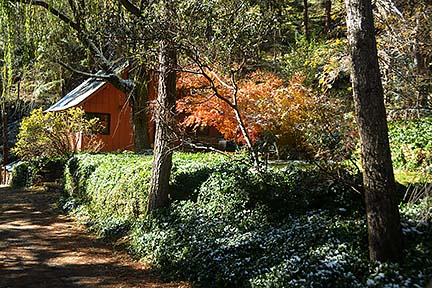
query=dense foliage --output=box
[178,71,315,150]
[2,0,431,286]
[389,117,432,173]
[1,0,430,164]
[11,157,66,188]
[62,152,432,287]
[62,152,227,237]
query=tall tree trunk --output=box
[303,0,310,39]
[147,39,177,213]
[132,67,151,152]
[345,0,403,262]
[324,0,332,34]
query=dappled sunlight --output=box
[0,186,186,288]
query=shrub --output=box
[63,152,226,237]
[128,161,368,286]
[64,153,152,224]
[11,157,67,188]
[13,107,102,160]
[62,152,432,287]
[11,161,36,188]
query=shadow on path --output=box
[0,186,187,288]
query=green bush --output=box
[64,153,152,227]
[128,161,369,286]
[11,157,67,188]
[11,161,36,188]
[13,107,102,160]
[62,152,226,238]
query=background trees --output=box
[2,0,431,264]
[377,0,432,111]
[1,0,156,152]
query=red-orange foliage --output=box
[177,69,317,146]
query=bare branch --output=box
[58,61,108,79]
[21,0,79,30]
[18,0,117,74]
[58,61,135,93]
[183,140,231,157]
[185,50,261,168]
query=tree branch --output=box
[58,61,135,93]
[118,0,141,17]
[21,0,79,30]
[19,0,116,74]
[19,0,136,94]
[58,61,110,79]
[185,50,261,168]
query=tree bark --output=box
[345,0,403,262]
[303,0,309,39]
[132,68,151,152]
[414,12,429,108]
[146,39,177,213]
[1,101,8,166]
[324,0,332,34]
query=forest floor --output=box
[0,185,190,288]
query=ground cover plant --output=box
[62,152,227,238]
[389,117,432,174]
[62,152,432,287]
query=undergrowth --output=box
[62,152,432,287]
[389,117,432,173]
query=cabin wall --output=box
[80,84,134,152]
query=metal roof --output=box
[46,61,129,112]
[46,77,106,112]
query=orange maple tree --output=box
[177,69,319,149]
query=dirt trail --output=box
[0,186,188,288]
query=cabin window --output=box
[86,112,111,135]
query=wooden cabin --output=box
[47,72,143,152]
[47,69,226,153]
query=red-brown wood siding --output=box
[79,83,134,151]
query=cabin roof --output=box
[46,77,106,112]
[46,61,129,112]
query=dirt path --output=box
[0,186,189,288]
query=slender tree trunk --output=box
[1,98,8,180]
[414,13,428,108]
[345,0,403,262]
[325,0,332,34]
[147,39,177,213]
[303,0,309,39]
[132,67,151,152]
